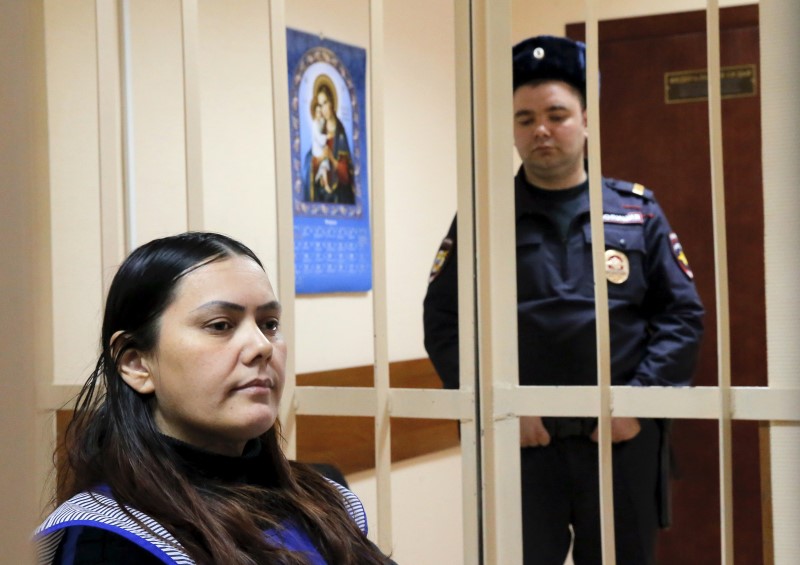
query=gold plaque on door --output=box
[665,64,757,104]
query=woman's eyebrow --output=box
[191,300,281,314]
[192,301,244,314]
[256,301,282,314]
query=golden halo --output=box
[309,73,338,118]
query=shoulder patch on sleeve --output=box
[669,232,694,280]
[428,237,453,283]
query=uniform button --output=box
[619,238,626,245]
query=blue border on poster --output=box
[287,28,371,294]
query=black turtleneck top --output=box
[53,437,274,565]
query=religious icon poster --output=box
[286,28,371,294]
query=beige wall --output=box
[0,1,48,563]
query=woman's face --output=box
[141,255,286,455]
[317,90,333,120]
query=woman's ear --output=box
[111,330,155,395]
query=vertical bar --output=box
[759,421,774,565]
[760,0,800,562]
[368,0,393,553]
[474,0,522,563]
[95,0,126,293]
[454,0,481,562]
[119,0,137,250]
[180,0,203,230]
[584,2,616,563]
[267,0,298,460]
[705,2,735,563]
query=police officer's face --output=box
[513,80,588,188]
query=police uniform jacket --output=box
[423,168,704,390]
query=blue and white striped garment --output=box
[34,479,368,565]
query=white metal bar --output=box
[294,384,800,420]
[119,0,137,251]
[36,383,798,424]
[705,2,735,562]
[502,386,800,421]
[95,0,126,294]
[731,388,800,422]
[498,387,601,418]
[453,0,481,562]
[584,2,616,563]
[368,0,393,552]
[459,417,481,565]
[267,0,298,461]
[388,389,473,421]
[295,387,377,417]
[180,0,203,230]
[475,0,523,562]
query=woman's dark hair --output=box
[58,232,388,564]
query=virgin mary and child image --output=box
[303,74,356,205]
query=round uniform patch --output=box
[428,237,453,283]
[605,249,630,284]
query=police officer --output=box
[423,36,704,565]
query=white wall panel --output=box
[44,0,103,385]
[382,0,457,363]
[197,0,279,276]
[126,0,188,247]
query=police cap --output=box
[512,35,586,96]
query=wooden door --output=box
[568,6,766,564]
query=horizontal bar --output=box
[500,386,800,421]
[295,386,376,417]
[497,386,600,417]
[731,387,800,421]
[612,386,721,419]
[41,383,799,423]
[388,388,474,421]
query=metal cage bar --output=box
[179,0,203,231]
[367,0,394,553]
[704,1,735,562]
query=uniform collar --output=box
[515,167,589,218]
[514,167,631,218]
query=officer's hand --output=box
[520,416,551,447]
[590,417,641,443]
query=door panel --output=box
[568,6,766,563]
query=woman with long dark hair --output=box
[35,232,392,564]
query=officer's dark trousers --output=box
[520,418,660,565]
